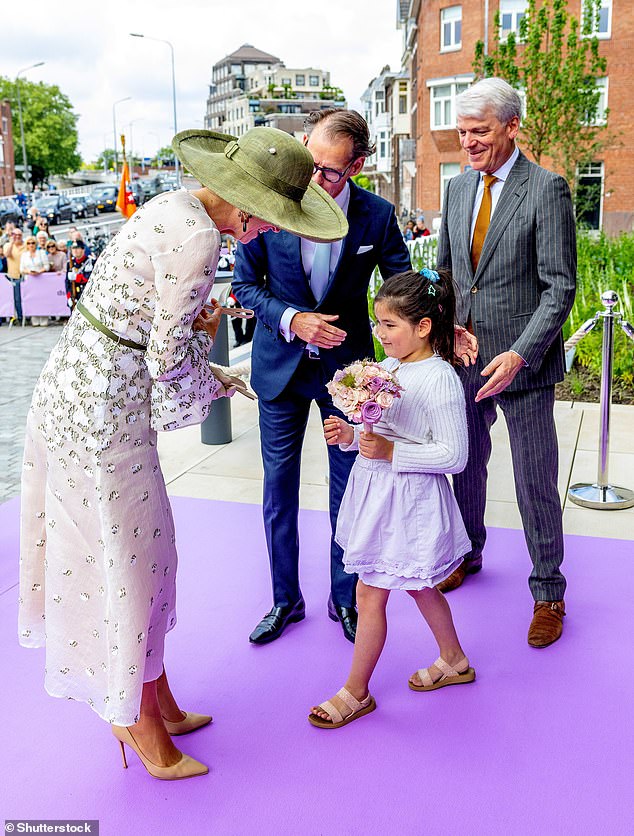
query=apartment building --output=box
[405,0,630,233]
[361,68,413,213]
[223,65,344,138]
[204,44,281,132]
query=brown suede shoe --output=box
[527,600,566,648]
[436,563,466,593]
[436,560,481,593]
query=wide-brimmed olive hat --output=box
[172,127,348,243]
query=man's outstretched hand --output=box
[475,351,526,401]
[291,312,346,349]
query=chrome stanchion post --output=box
[568,290,634,510]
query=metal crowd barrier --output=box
[567,290,634,510]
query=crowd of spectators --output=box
[1,218,95,326]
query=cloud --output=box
[3,0,403,162]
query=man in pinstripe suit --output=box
[437,78,577,647]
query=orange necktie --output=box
[471,174,498,271]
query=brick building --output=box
[407,0,631,234]
[0,100,16,196]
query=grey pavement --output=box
[0,321,66,503]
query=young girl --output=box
[309,267,475,729]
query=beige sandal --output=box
[308,687,377,729]
[409,656,476,692]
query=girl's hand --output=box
[359,431,393,462]
[324,415,354,446]
[193,299,222,342]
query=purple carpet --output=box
[0,495,632,836]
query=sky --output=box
[2,0,403,165]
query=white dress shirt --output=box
[279,182,351,342]
[469,146,520,246]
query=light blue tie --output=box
[307,243,332,357]
[310,242,332,302]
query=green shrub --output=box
[571,232,634,387]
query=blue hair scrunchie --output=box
[420,267,440,295]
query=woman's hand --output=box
[193,299,223,342]
[359,431,393,462]
[324,415,354,446]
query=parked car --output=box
[71,193,99,219]
[94,186,119,213]
[0,197,24,227]
[32,194,75,225]
[130,181,147,207]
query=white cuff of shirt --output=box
[510,349,528,367]
[279,307,300,342]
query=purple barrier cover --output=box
[20,271,70,317]
[0,274,14,318]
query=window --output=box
[583,0,611,38]
[399,95,408,114]
[499,0,527,40]
[576,162,603,230]
[440,6,462,51]
[379,131,388,159]
[375,89,385,117]
[281,77,291,86]
[309,75,320,86]
[593,77,608,125]
[429,80,470,129]
[295,74,305,86]
[440,163,461,208]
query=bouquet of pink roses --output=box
[326,359,403,433]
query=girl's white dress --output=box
[335,355,471,590]
[18,191,222,725]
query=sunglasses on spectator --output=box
[47,244,57,249]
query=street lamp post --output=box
[127,118,144,174]
[130,33,179,185]
[15,61,45,196]
[112,96,132,179]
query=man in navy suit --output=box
[233,109,411,644]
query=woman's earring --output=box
[239,210,252,233]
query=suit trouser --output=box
[453,360,566,602]
[258,354,358,609]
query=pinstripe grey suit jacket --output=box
[437,151,577,392]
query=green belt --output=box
[76,300,147,352]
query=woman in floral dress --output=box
[18,127,348,781]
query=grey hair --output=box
[456,77,522,124]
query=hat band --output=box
[224,141,306,203]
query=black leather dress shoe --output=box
[249,599,305,645]
[327,595,358,644]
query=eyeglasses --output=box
[47,245,56,250]
[26,242,37,246]
[311,159,357,184]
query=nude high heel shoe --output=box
[112,725,208,780]
[161,710,213,736]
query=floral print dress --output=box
[19,190,222,725]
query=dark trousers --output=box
[453,359,566,602]
[258,354,358,609]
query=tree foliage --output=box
[0,77,82,186]
[473,0,610,191]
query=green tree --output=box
[351,174,375,192]
[473,0,610,193]
[0,77,81,186]
[96,149,116,172]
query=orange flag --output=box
[116,159,137,218]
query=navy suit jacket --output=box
[233,181,411,401]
